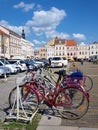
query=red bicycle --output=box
[9,69,90,120]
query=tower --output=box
[22,29,25,39]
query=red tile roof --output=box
[66,40,77,46]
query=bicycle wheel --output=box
[9,85,39,116]
[82,75,93,92]
[55,87,89,120]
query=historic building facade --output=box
[38,46,47,59]
[77,42,89,59]
[89,42,98,58]
[66,40,77,59]
[54,37,67,57]
[0,26,10,58]
[0,25,34,59]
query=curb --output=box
[36,115,98,130]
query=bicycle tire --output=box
[82,75,93,92]
[8,85,39,116]
[55,87,89,120]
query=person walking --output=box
[81,58,84,65]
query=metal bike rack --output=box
[6,76,38,123]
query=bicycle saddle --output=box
[70,71,83,78]
[54,70,66,76]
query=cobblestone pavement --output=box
[0,62,98,129]
[0,72,26,122]
[61,62,98,128]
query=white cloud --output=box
[0,20,9,26]
[13,2,35,12]
[33,39,40,44]
[0,20,30,35]
[0,7,70,42]
[72,33,86,40]
[26,7,66,35]
[33,39,46,45]
[45,30,70,39]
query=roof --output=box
[55,38,66,44]
[92,42,98,44]
[0,25,21,38]
[47,38,55,46]
[0,29,9,36]
[66,40,77,46]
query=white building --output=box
[89,42,98,58]
[66,40,77,59]
[55,43,66,57]
[77,42,89,59]
[46,45,55,59]
[21,38,34,59]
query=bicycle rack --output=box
[6,76,38,123]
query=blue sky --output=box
[0,0,98,50]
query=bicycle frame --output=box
[21,77,72,108]
[24,69,89,105]
[32,80,72,106]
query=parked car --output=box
[8,59,27,72]
[0,64,11,77]
[51,57,65,68]
[33,59,45,67]
[24,59,37,70]
[29,59,41,69]
[7,60,20,72]
[67,57,74,62]
[62,57,68,66]
[0,58,17,74]
[41,59,50,67]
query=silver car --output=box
[8,59,27,72]
[0,58,18,74]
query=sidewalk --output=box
[36,115,98,130]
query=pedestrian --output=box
[72,60,76,67]
[49,58,51,66]
[81,59,84,65]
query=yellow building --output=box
[39,46,47,59]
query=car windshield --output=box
[0,59,10,65]
[62,57,66,60]
[20,60,25,64]
[8,61,16,64]
[52,57,61,60]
